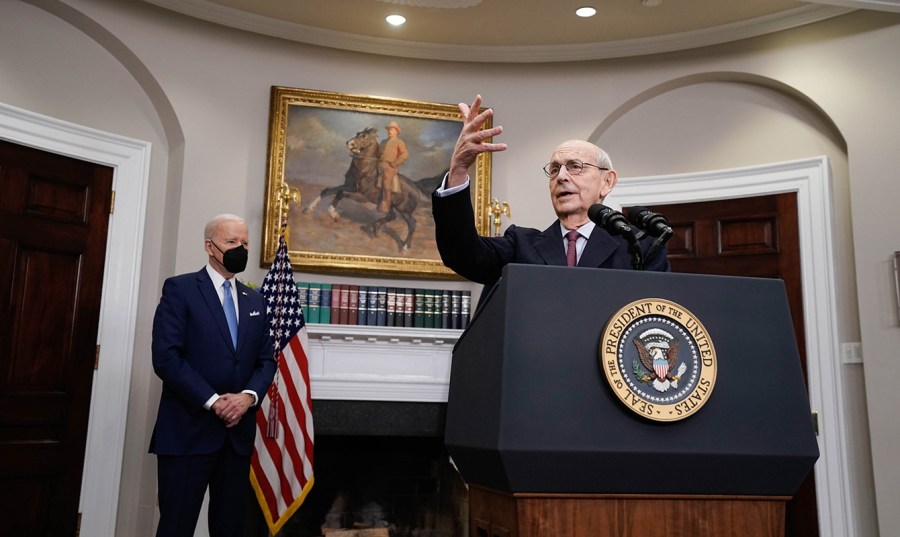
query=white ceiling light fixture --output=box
[575,6,597,18]
[386,14,407,26]
[642,0,663,7]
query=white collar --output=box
[205,264,233,289]
[559,220,596,239]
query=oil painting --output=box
[261,87,493,277]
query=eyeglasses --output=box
[543,159,609,179]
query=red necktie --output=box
[566,230,579,267]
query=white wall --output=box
[1,0,898,535]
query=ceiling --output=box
[140,0,900,62]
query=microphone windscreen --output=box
[587,203,612,224]
[626,206,650,226]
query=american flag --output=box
[250,235,314,534]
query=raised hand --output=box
[447,95,508,188]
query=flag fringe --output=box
[250,470,315,535]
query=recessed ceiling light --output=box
[575,7,597,18]
[386,14,407,26]
[641,0,663,7]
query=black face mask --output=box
[210,240,248,274]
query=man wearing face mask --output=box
[150,214,276,537]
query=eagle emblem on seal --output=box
[632,328,687,393]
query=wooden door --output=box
[0,139,113,535]
[633,193,818,537]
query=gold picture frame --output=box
[262,86,493,277]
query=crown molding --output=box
[140,0,854,63]
[806,0,900,13]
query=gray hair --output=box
[204,213,245,240]
[598,148,614,171]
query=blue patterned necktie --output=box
[222,280,238,348]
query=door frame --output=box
[0,102,150,536]
[607,157,852,537]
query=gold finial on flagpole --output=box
[489,198,511,237]
[275,182,301,246]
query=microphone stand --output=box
[587,204,644,270]
[646,228,673,262]
[622,226,644,271]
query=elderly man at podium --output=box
[432,95,670,290]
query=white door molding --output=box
[0,101,150,536]
[608,156,853,537]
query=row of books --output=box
[297,283,472,329]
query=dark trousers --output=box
[156,442,251,537]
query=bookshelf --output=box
[297,282,472,330]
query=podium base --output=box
[469,484,787,537]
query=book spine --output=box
[423,289,435,329]
[413,289,425,328]
[433,289,442,328]
[403,288,414,328]
[460,290,471,329]
[331,283,350,324]
[441,290,451,329]
[376,286,388,326]
[329,284,342,324]
[357,286,369,325]
[339,283,350,324]
[308,283,321,324]
[348,284,359,325]
[386,287,397,327]
[320,283,332,324]
[451,290,461,329]
[296,281,310,321]
[430,289,441,328]
[366,285,379,326]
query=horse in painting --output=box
[303,127,444,251]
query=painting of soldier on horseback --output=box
[261,87,493,277]
[302,124,444,252]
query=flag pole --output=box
[275,181,301,247]
[253,184,316,534]
[268,181,301,439]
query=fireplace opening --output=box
[254,401,469,537]
[276,435,467,537]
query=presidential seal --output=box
[599,298,717,422]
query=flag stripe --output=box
[250,235,314,534]
[279,339,313,468]
[266,349,305,508]
[255,353,308,517]
[253,338,309,523]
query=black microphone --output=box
[587,204,634,237]
[626,205,673,264]
[588,204,644,270]
[626,206,673,238]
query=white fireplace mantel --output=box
[306,324,463,403]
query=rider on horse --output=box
[377,121,409,212]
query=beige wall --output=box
[2,0,898,535]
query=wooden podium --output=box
[444,265,818,537]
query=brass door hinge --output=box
[75,512,82,537]
[110,190,116,214]
[812,411,819,436]
[95,345,101,370]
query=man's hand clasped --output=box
[211,392,254,428]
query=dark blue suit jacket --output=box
[433,185,670,288]
[150,267,276,457]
